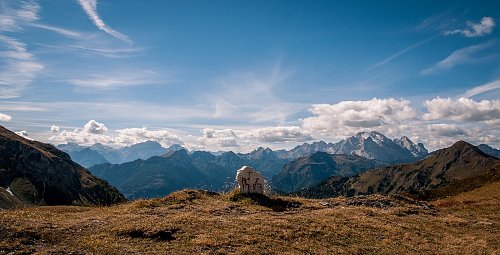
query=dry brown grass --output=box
[1,188,499,255]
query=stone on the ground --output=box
[236,166,265,194]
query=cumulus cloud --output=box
[421,41,495,75]
[115,127,183,147]
[50,120,114,146]
[302,98,417,136]
[50,120,182,147]
[199,128,239,148]
[77,0,132,44]
[15,130,31,140]
[249,126,313,143]
[423,97,500,123]
[444,17,495,37]
[426,124,467,137]
[0,113,12,121]
[83,119,107,134]
[50,125,60,133]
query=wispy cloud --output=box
[0,1,43,98]
[77,0,132,44]
[414,11,456,32]
[0,35,44,98]
[421,41,496,75]
[463,79,500,98]
[208,61,304,124]
[444,17,495,37]
[71,45,141,57]
[364,36,437,72]
[0,0,84,38]
[29,23,84,38]
[67,70,166,90]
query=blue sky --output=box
[0,0,499,151]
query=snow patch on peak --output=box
[356,131,389,145]
[6,187,14,197]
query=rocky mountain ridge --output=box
[0,125,125,209]
[300,141,500,199]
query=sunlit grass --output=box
[1,187,498,254]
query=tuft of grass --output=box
[226,190,301,211]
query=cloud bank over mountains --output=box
[45,95,499,152]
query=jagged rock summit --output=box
[284,131,428,163]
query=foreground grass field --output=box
[1,184,499,255]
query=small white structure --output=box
[236,166,264,194]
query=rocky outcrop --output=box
[0,125,125,209]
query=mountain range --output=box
[58,141,185,167]
[271,152,382,192]
[279,131,428,163]
[300,141,500,199]
[58,131,429,170]
[477,144,500,158]
[0,125,125,209]
[84,132,433,198]
[1,123,499,206]
[89,148,290,199]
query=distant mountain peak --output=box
[167,144,185,151]
[355,131,390,144]
[163,148,189,158]
[477,144,500,159]
[445,140,489,156]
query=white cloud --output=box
[199,128,239,148]
[302,98,417,136]
[50,120,113,145]
[0,1,39,32]
[398,123,497,151]
[0,1,82,37]
[77,0,132,44]
[50,125,60,133]
[421,41,495,75]
[67,70,162,90]
[249,126,313,143]
[423,97,500,123]
[0,35,44,98]
[29,23,83,38]
[197,126,313,150]
[83,120,107,134]
[426,123,467,137]
[0,113,12,121]
[463,79,500,98]
[208,62,304,124]
[15,130,31,140]
[50,120,182,147]
[365,36,436,71]
[0,1,51,98]
[115,127,183,147]
[444,17,495,37]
